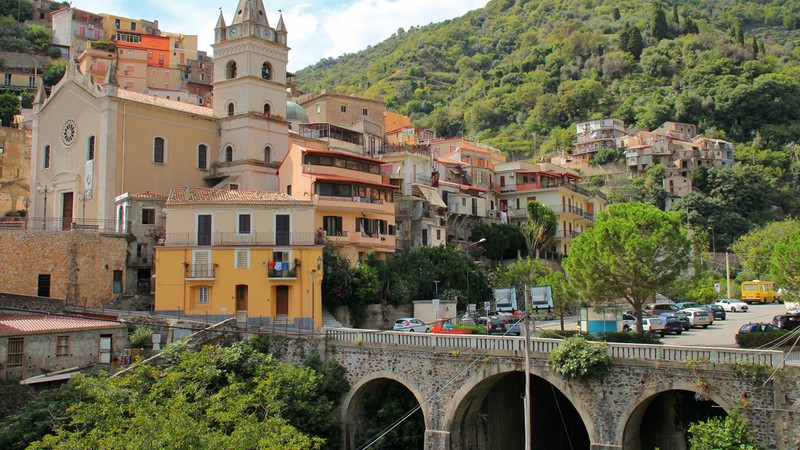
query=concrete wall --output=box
[0,231,128,307]
[334,303,412,329]
[0,294,64,313]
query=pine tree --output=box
[735,18,745,46]
[652,2,669,40]
[684,16,698,34]
[619,22,631,52]
[672,2,680,25]
[628,25,645,59]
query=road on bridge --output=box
[533,303,791,347]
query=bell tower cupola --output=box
[211,0,290,191]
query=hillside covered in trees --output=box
[296,0,800,155]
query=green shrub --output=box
[129,326,153,348]
[548,336,611,379]
[539,329,586,339]
[597,331,662,344]
[735,330,790,348]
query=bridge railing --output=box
[323,329,786,368]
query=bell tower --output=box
[211,0,290,191]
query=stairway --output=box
[321,308,344,329]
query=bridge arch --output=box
[444,365,593,450]
[620,382,730,450]
[341,371,428,450]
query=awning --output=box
[416,185,447,208]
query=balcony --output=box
[314,194,393,213]
[128,254,152,266]
[0,217,130,233]
[184,264,216,280]
[165,231,315,247]
[326,230,396,248]
[555,231,581,240]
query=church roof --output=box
[129,191,169,200]
[116,90,214,117]
[231,0,269,26]
[167,187,313,207]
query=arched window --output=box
[264,145,271,162]
[226,60,237,79]
[87,136,95,161]
[263,103,271,117]
[153,137,165,163]
[261,62,272,80]
[225,145,233,162]
[227,102,235,116]
[197,144,208,170]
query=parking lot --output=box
[534,303,792,348]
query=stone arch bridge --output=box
[269,329,800,450]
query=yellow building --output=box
[280,143,397,263]
[155,188,323,329]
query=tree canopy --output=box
[564,202,691,333]
[770,230,800,298]
[22,340,348,450]
[525,200,558,258]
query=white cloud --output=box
[70,0,488,71]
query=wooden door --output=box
[197,214,212,245]
[276,214,290,245]
[62,192,74,230]
[236,284,248,311]
[276,286,289,315]
[99,335,112,364]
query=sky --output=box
[69,0,488,72]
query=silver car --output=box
[393,318,430,332]
[679,309,712,328]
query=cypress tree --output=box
[752,36,759,59]
[652,3,669,40]
[672,2,680,25]
[628,25,645,59]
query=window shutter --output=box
[235,249,249,269]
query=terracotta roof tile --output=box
[129,191,169,200]
[167,187,314,207]
[117,90,214,117]
[0,314,125,336]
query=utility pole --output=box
[523,285,531,450]
[726,252,731,298]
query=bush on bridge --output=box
[548,336,611,379]
[539,329,584,339]
[596,331,662,344]
[734,330,791,348]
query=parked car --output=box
[675,301,701,310]
[641,317,666,334]
[679,309,712,328]
[506,318,522,336]
[738,322,782,333]
[660,312,691,331]
[645,303,679,315]
[393,318,430,333]
[622,313,637,331]
[703,304,727,321]
[476,317,508,335]
[660,316,684,336]
[715,298,749,313]
[772,314,800,331]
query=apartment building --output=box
[573,118,627,163]
[280,143,397,263]
[295,89,385,157]
[154,188,323,329]
[494,161,607,257]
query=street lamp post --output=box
[707,226,716,256]
[77,190,93,226]
[36,183,53,230]
[465,238,486,305]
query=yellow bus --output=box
[741,280,778,304]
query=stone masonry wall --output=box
[0,231,127,308]
[259,334,800,450]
